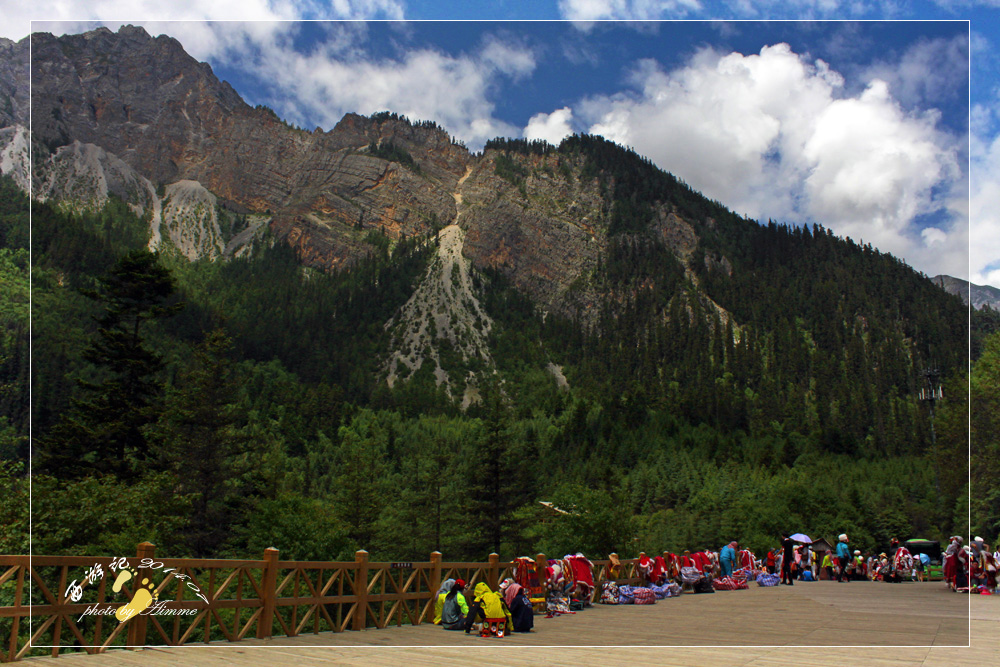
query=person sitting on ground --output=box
[464,582,513,635]
[441,579,470,630]
[504,581,534,632]
[434,578,456,624]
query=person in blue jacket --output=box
[720,541,738,578]
[836,534,852,583]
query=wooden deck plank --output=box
[21,582,997,666]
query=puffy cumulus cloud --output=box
[524,107,575,145]
[4,0,404,43]
[971,100,1000,287]
[579,43,966,278]
[802,81,956,238]
[231,32,535,149]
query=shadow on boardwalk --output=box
[31,582,998,666]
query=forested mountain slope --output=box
[0,26,978,562]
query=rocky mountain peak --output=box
[933,274,1000,311]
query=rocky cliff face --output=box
[0,38,28,128]
[26,27,471,271]
[5,25,737,397]
[933,275,1000,311]
[0,125,30,191]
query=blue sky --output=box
[8,1,1000,287]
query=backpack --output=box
[693,578,715,594]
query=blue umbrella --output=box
[789,533,812,543]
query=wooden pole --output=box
[534,553,547,598]
[352,550,369,632]
[127,542,155,649]
[488,553,499,590]
[424,551,442,624]
[256,548,278,640]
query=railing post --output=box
[488,553,499,590]
[424,551,442,624]
[127,542,155,649]
[256,547,278,639]
[352,550,369,632]
[535,553,547,598]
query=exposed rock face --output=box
[384,224,495,405]
[35,140,157,215]
[27,26,469,270]
[459,151,606,316]
[0,125,30,190]
[6,24,738,395]
[160,180,225,260]
[0,37,28,127]
[933,275,1000,311]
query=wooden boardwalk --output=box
[26,582,998,666]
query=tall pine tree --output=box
[40,249,181,480]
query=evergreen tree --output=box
[39,249,181,480]
[464,391,537,556]
[152,329,247,556]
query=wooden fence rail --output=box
[0,544,650,662]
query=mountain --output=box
[933,274,1000,311]
[1,25,968,446]
[0,24,978,562]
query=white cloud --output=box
[480,36,536,80]
[222,30,535,149]
[524,107,575,145]
[3,0,403,42]
[971,100,1000,287]
[558,0,702,22]
[557,0,914,20]
[579,43,967,278]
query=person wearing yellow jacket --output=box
[433,578,456,625]
[464,582,513,635]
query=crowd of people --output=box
[432,534,998,637]
[756,534,999,593]
[943,536,999,593]
[433,578,535,635]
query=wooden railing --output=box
[0,544,652,662]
